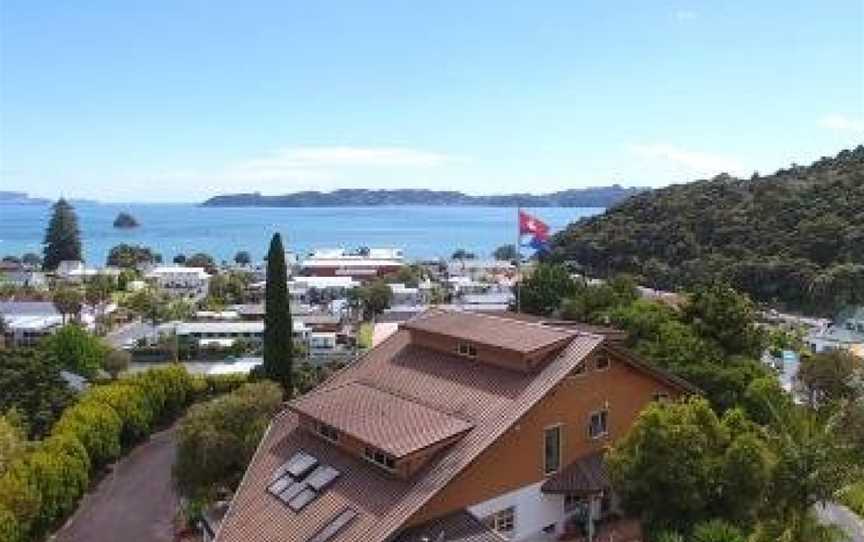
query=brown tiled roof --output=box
[402,309,575,353]
[393,510,503,542]
[485,311,628,342]
[540,450,610,495]
[289,381,473,458]
[216,311,604,542]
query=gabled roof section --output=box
[402,309,575,353]
[215,311,605,542]
[393,510,503,542]
[289,381,473,458]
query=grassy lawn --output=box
[839,482,864,518]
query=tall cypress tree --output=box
[42,198,82,270]
[263,233,293,394]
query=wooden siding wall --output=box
[406,349,682,526]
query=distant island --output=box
[201,186,646,208]
[113,212,139,228]
[552,145,864,315]
[0,191,50,206]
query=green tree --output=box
[607,398,771,532]
[42,198,82,271]
[51,286,83,324]
[359,280,392,319]
[493,244,518,261]
[234,251,251,265]
[84,274,115,334]
[0,349,75,439]
[451,248,476,260]
[21,253,42,268]
[519,263,578,315]
[691,519,746,542]
[796,350,863,408]
[40,324,108,378]
[103,349,130,380]
[684,283,766,358]
[173,254,187,264]
[0,415,26,476]
[263,233,293,393]
[106,244,158,268]
[185,253,216,273]
[173,381,282,499]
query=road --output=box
[54,425,180,542]
[816,502,864,542]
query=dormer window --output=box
[318,423,339,442]
[595,353,610,371]
[363,446,396,471]
[457,342,478,358]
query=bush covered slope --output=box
[552,146,864,314]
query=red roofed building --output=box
[215,309,697,542]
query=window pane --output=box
[544,426,561,473]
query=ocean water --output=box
[0,203,603,264]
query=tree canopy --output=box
[551,146,864,315]
[42,199,82,271]
[262,233,293,393]
[106,244,159,268]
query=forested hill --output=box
[201,186,644,208]
[552,146,864,315]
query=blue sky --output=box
[1,0,862,202]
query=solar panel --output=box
[268,476,293,495]
[305,466,340,492]
[285,451,319,479]
[288,488,318,511]
[278,481,308,503]
[306,508,358,542]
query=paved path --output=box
[816,502,864,542]
[54,426,179,542]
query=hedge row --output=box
[0,367,246,542]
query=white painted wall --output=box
[467,480,564,541]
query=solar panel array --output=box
[267,451,341,513]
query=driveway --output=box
[817,502,864,542]
[105,320,157,348]
[54,425,179,542]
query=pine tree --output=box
[263,233,293,394]
[42,198,82,270]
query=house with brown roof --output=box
[216,309,696,542]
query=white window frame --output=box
[588,409,609,439]
[543,424,562,475]
[484,506,515,535]
[457,342,477,358]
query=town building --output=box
[54,260,121,284]
[0,301,64,347]
[175,321,310,349]
[300,248,405,279]
[0,267,48,290]
[215,309,696,542]
[806,306,864,357]
[143,265,211,297]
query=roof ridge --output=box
[425,307,578,337]
[359,333,605,541]
[353,378,475,426]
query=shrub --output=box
[691,519,746,542]
[0,505,21,542]
[53,401,122,469]
[25,447,88,533]
[0,463,40,539]
[85,384,153,446]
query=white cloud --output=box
[819,114,864,133]
[629,143,746,178]
[674,10,698,21]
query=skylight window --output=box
[268,451,341,512]
[363,446,396,470]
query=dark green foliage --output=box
[39,324,109,378]
[0,349,75,439]
[207,272,251,305]
[233,251,251,265]
[263,233,293,393]
[357,280,392,319]
[560,275,639,322]
[796,350,863,408]
[51,286,83,324]
[106,243,158,268]
[683,283,766,359]
[552,146,864,314]
[493,244,518,261]
[173,381,282,499]
[185,253,216,273]
[42,199,82,271]
[518,263,578,315]
[451,248,476,260]
[607,398,771,532]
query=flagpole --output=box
[516,206,521,313]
